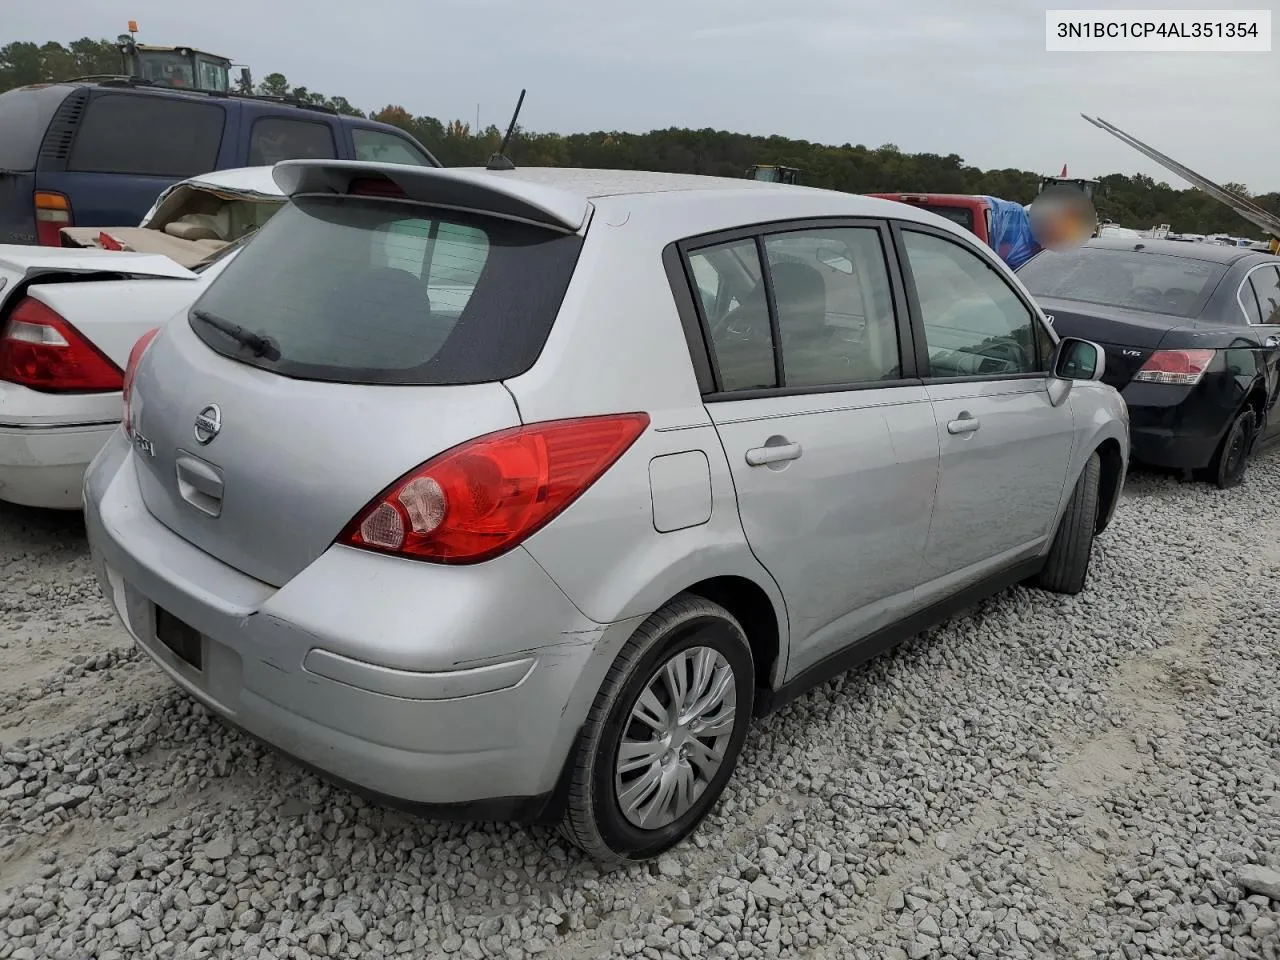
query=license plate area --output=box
[155,606,203,672]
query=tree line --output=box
[3,37,1276,238]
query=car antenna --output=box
[485,88,526,171]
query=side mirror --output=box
[1047,337,1105,406]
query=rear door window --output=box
[763,227,901,386]
[1248,265,1280,325]
[351,128,434,166]
[248,117,338,165]
[68,93,225,177]
[189,196,583,385]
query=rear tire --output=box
[1035,451,1100,596]
[558,594,755,864]
[1199,407,1255,490]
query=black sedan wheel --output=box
[1201,407,1256,489]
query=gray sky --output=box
[8,0,1278,192]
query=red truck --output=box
[867,193,997,245]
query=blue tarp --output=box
[983,196,1041,270]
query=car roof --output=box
[272,160,968,238]
[1081,235,1265,264]
[448,166,804,199]
[179,166,283,197]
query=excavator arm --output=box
[1082,115,1280,250]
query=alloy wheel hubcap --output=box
[614,645,737,830]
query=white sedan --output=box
[0,167,282,509]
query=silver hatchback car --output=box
[84,160,1129,862]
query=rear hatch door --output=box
[128,190,585,586]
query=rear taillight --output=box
[0,298,123,392]
[338,413,650,564]
[122,328,160,437]
[1133,348,1214,386]
[34,191,72,247]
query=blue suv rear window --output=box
[68,93,225,178]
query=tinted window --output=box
[1240,273,1265,324]
[352,128,433,166]
[763,227,901,386]
[0,85,73,171]
[688,240,775,392]
[68,93,224,177]
[1017,246,1227,319]
[903,229,1043,378]
[1248,265,1280,325]
[248,117,337,165]
[921,205,974,232]
[189,196,583,385]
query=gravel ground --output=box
[1,455,1279,960]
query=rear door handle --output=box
[947,416,981,435]
[746,442,803,466]
[1266,335,1280,348]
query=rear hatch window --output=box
[920,204,974,232]
[1018,246,1227,318]
[188,195,584,384]
[0,85,73,170]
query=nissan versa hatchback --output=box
[84,161,1129,862]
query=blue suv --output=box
[0,80,440,245]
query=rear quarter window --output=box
[189,196,584,385]
[0,85,74,171]
[68,93,225,177]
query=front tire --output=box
[1035,451,1100,596]
[1199,406,1255,489]
[558,594,755,863]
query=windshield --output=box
[188,196,584,384]
[1018,246,1227,318]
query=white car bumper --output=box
[0,381,120,510]
[0,419,118,509]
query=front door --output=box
[686,222,940,678]
[896,225,1075,592]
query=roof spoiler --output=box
[270,159,589,233]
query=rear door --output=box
[127,192,585,587]
[0,84,77,244]
[687,220,940,679]
[895,222,1074,592]
[39,89,230,230]
[1241,263,1280,441]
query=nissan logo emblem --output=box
[193,404,222,445]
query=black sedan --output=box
[1017,238,1280,488]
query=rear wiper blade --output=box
[190,307,281,361]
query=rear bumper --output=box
[1121,376,1238,470]
[0,418,115,509]
[83,429,642,816]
